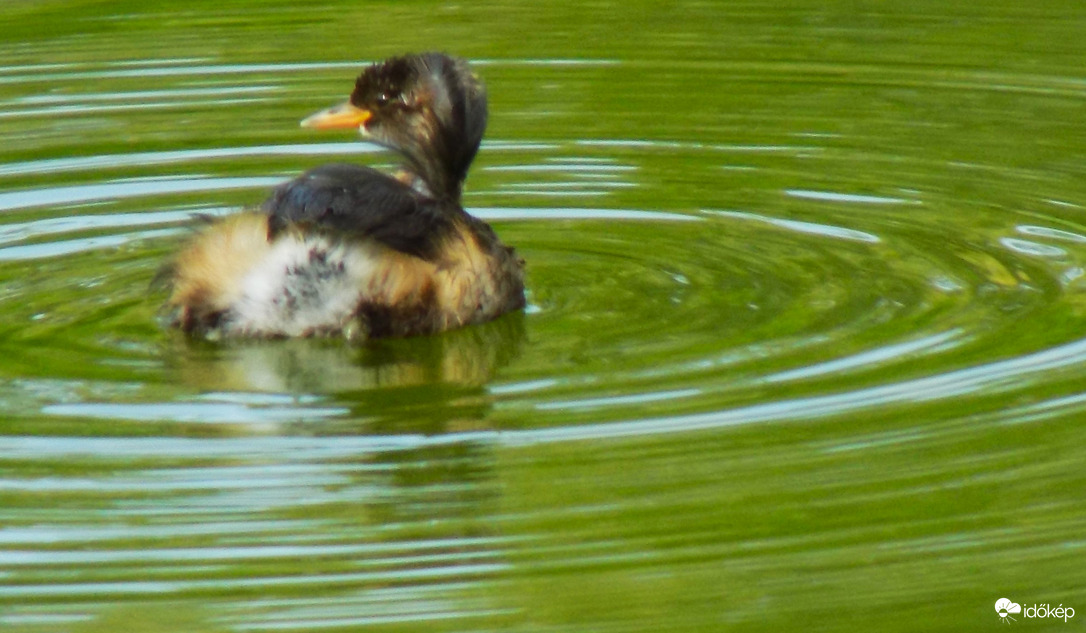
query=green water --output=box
[1,1,1085,631]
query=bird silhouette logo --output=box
[995,598,1022,623]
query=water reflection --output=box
[172,312,526,395]
[35,312,526,432]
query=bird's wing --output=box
[260,163,454,260]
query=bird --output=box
[160,52,525,340]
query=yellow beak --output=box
[300,102,372,130]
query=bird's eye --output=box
[375,91,402,108]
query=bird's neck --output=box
[405,153,466,203]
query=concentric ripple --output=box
[2,8,1086,631]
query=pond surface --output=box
[1,1,1085,631]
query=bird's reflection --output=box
[174,310,525,399]
[165,311,526,593]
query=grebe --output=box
[161,52,525,340]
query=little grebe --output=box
[162,52,525,339]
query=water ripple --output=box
[1,34,1085,633]
[7,323,1086,448]
[0,141,557,177]
[0,177,281,211]
[704,209,881,242]
[784,189,920,205]
[41,401,348,424]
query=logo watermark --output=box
[995,598,1075,624]
[996,598,1021,623]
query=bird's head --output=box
[302,52,488,201]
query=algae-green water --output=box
[1,1,1085,631]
